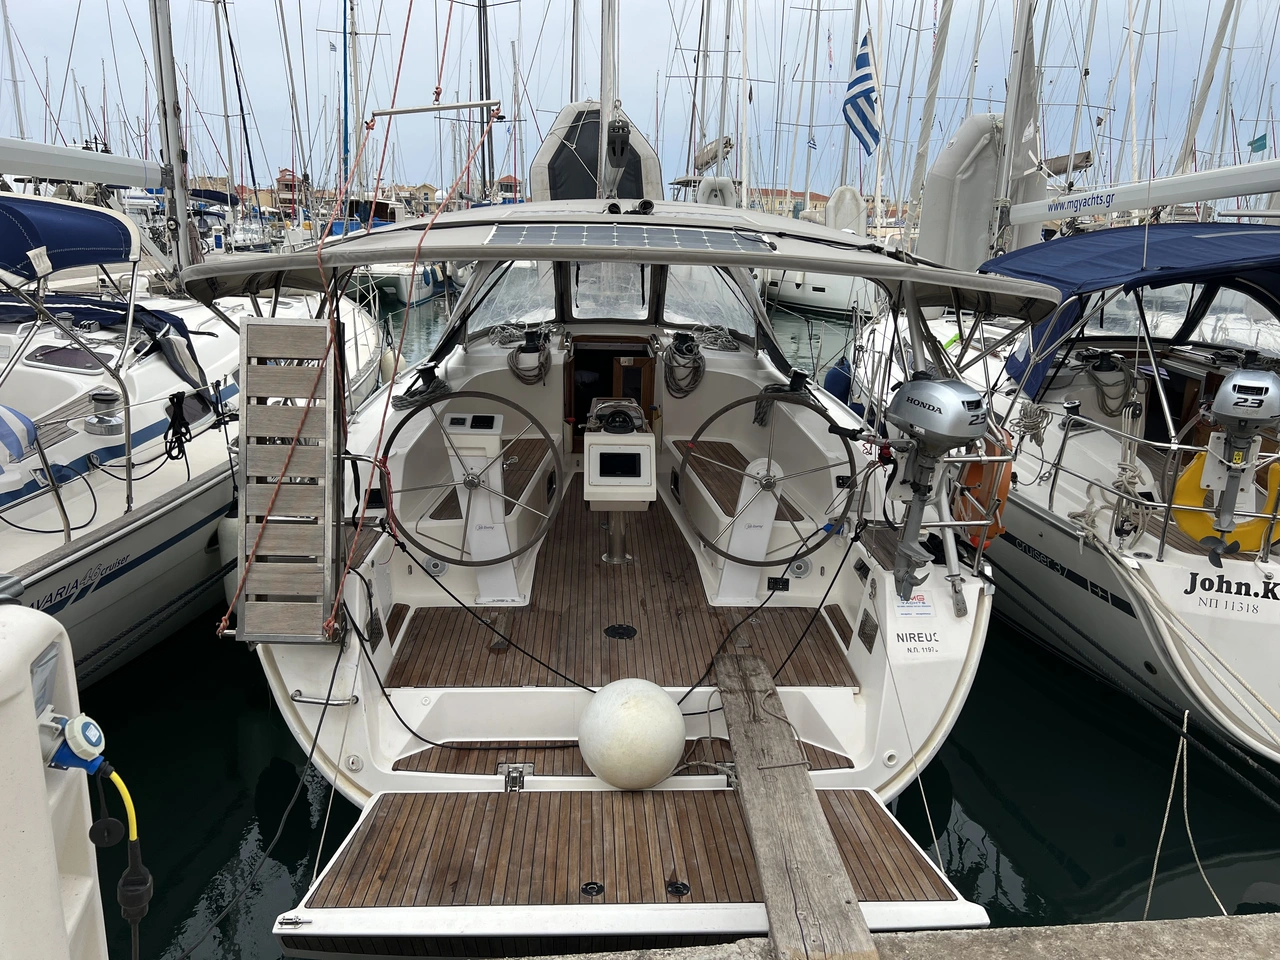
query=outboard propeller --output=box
[885,373,990,600]
[1200,365,1280,565]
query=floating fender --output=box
[380,347,400,385]
[578,678,686,790]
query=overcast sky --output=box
[2,1,1276,201]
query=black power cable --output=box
[0,462,98,534]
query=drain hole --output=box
[604,623,637,640]
[666,880,691,897]
[581,881,604,897]
[1143,660,1158,675]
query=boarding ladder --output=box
[235,314,342,643]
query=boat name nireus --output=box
[1183,572,1280,601]
[896,631,938,644]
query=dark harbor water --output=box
[82,297,1280,958]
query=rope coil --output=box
[663,335,704,398]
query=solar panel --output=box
[485,222,769,254]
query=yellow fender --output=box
[1171,451,1280,551]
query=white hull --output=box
[15,463,233,683]
[762,269,878,317]
[989,489,1280,764]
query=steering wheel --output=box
[379,390,565,566]
[678,391,856,566]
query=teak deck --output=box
[677,439,803,522]
[391,737,855,775]
[386,477,858,689]
[308,788,953,910]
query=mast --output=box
[871,1,884,230]
[739,0,749,204]
[965,0,986,115]
[348,0,363,194]
[570,0,581,101]
[276,0,308,215]
[1172,0,1233,175]
[341,0,350,190]
[715,0,732,179]
[1209,0,1244,176]
[696,0,711,161]
[839,0,863,187]
[1122,0,1152,182]
[511,39,521,200]
[996,0,1036,207]
[1063,0,1100,191]
[147,0,192,272]
[801,0,821,211]
[477,0,495,199]
[597,0,619,198]
[214,0,238,239]
[907,0,955,234]
[1,0,24,139]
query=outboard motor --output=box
[1208,366,1280,536]
[885,373,990,599]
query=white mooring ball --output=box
[578,679,686,790]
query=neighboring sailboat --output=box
[0,193,381,683]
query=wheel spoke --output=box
[477,422,534,478]
[439,420,468,465]
[477,481,550,520]
[775,461,846,483]
[766,397,779,467]
[687,450,752,478]
[712,486,764,545]
[397,477,466,495]
[459,484,473,558]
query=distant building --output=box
[496,174,522,201]
[747,188,832,218]
[276,167,307,219]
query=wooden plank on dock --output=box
[715,653,879,960]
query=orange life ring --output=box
[952,428,1014,548]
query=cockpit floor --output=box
[385,476,857,689]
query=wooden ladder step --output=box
[237,316,338,643]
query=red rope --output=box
[327,109,504,632]
[365,0,419,232]
[217,125,379,640]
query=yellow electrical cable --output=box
[108,771,138,842]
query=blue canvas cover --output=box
[0,294,192,344]
[981,223,1280,397]
[0,194,139,284]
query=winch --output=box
[885,373,990,600]
[1206,365,1280,536]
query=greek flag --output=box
[0,402,36,463]
[843,31,880,155]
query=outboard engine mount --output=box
[1208,366,1280,535]
[885,373,990,599]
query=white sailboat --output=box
[184,37,1060,942]
[0,193,381,683]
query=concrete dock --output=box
[522,914,1280,960]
